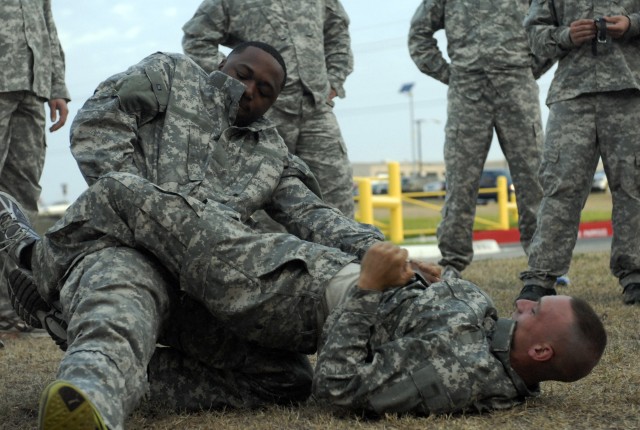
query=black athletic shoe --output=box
[0,191,39,266]
[8,268,68,350]
[516,284,557,302]
[622,283,640,305]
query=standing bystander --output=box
[0,0,69,335]
[408,0,550,280]
[518,0,640,304]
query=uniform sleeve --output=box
[623,11,640,40]
[313,290,459,415]
[408,0,450,85]
[266,154,383,259]
[323,0,353,98]
[524,0,574,59]
[43,0,70,101]
[70,55,170,185]
[182,0,229,73]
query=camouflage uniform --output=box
[520,1,640,290]
[182,0,355,217]
[409,0,547,272]
[313,278,539,414]
[42,52,381,429]
[0,0,69,327]
[0,0,69,215]
[34,175,537,417]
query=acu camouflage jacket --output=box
[314,279,538,415]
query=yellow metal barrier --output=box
[354,162,404,243]
[354,162,517,243]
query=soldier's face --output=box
[511,296,573,340]
[220,46,284,127]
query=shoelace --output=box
[0,215,30,253]
[0,313,34,332]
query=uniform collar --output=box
[490,318,540,397]
[206,71,277,133]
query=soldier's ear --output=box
[218,59,227,71]
[528,343,554,362]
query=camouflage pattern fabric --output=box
[182,0,355,217]
[408,0,545,271]
[34,172,379,354]
[521,0,640,289]
[0,0,69,321]
[0,93,47,216]
[0,0,69,214]
[55,247,313,430]
[44,52,382,426]
[313,278,538,415]
[0,0,69,100]
[524,0,640,105]
[56,247,172,430]
[151,294,313,410]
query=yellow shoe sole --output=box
[38,380,107,430]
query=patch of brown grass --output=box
[1,251,638,429]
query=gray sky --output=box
[41,0,556,205]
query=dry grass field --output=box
[1,248,638,429]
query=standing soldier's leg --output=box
[520,97,599,292]
[0,92,46,216]
[596,91,640,303]
[0,92,45,333]
[494,75,543,254]
[437,85,494,274]
[269,99,355,218]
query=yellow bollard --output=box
[496,176,509,230]
[387,162,404,243]
[357,177,374,225]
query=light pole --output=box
[415,118,441,176]
[415,119,423,176]
[399,82,416,174]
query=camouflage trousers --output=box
[0,91,46,215]
[437,75,543,271]
[34,172,356,354]
[54,247,312,430]
[267,95,355,218]
[521,90,640,289]
[0,91,46,318]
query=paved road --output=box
[407,236,613,263]
[475,236,613,261]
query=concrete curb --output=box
[405,239,501,260]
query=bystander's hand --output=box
[48,98,69,132]
[358,242,414,292]
[328,88,337,102]
[604,15,631,39]
[569,19,597,46]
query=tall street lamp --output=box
[399,82,416,173]
[415,118,441,176]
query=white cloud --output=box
[111,3,136,20]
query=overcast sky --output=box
[41,0,556,205]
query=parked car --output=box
[422,180,447,198]
[371,177,413,194]
[477,169,514,203]
[591,170,608,192]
